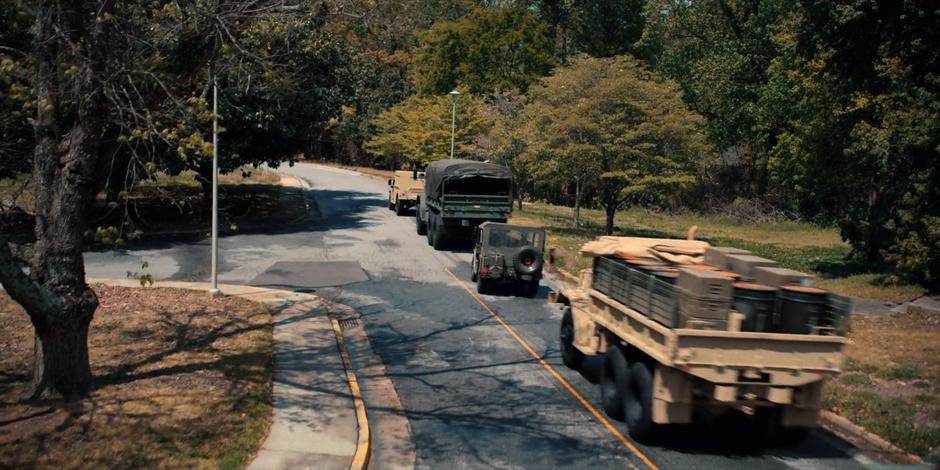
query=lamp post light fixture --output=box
[449,90,460,159]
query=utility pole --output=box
[209,78,221,297]
[449,90,460,159]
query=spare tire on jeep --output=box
[512,245,543,274]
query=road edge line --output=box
[444,267,659,470]
[330,317,373,470]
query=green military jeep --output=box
[471,222,545,297]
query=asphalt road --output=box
[85,163,867,470]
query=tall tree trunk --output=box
[604,204,616,235]
[0,1,109,401]
[572,177,582,228]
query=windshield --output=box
[487,228,544,248]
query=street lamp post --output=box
[209,79,221,297]
[449,90,460,159]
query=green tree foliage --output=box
[639,0,794,199]
[569,0,646,58]
[415,6,556,94]
[333,49,414,163]
[115,5,350,201]
[0,2,31,179]
[521,55,712,234]
[364,93,487,169]
[530,0,646,59]
[769,0,940,285]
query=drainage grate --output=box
[338,318,361,329]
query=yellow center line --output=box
[444,267,660,470]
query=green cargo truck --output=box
[415,159,513,250]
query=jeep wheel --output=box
[518,281,538,298]
[471,253,479,282]
[476,276,489,294]
[395,198,405,216]
[559,307,584,369]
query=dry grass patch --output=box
[0,285,273,470]
[823,311,940,458]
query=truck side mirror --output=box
[388,179,393,186]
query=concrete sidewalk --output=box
[92,279,363,470]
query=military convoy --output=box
[550,238,850,442]
[391,159,545,297]
[386,158,850,442]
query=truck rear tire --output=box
[560,308,584,369]
[432,217,447,250]
[426,216,433,244]
[416,209,427,235]
[625,361,657,443]
[601,347,629,421]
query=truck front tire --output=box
[601,347,629,421]
[560,308,584,369]
[625,361,657,443]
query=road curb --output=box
[330,317,372,470]
[542,257,926,467]
[819,411,924,466]
[87,279,372,470]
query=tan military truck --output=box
[551,237,850,443]
[388,170,425,215]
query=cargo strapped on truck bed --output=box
[591,256,851,335]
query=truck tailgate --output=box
[673,330,846,374]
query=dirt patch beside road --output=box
[823,310,940,459]
[0,285,273,470]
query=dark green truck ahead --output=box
[415,159,513,250]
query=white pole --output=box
[209,79,221,297]
[449,98,457,159]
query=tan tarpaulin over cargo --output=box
[580,236,710,265]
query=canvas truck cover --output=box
[580,236,710,265]
[424,159,513,196]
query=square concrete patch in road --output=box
[249,261,369,289]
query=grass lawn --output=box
[511,201,927,303]
[0,166,281,211]
[823,310,940,458]
[0,285,273,470]
[137,168,281,191]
